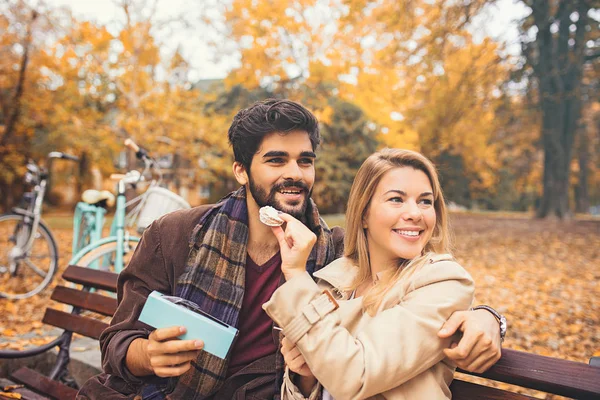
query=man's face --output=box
[245,130,316,219]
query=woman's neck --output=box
[367,253,403,281]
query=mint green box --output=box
[139,291,238,359]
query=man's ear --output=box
[232,162,249,185]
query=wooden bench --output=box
[451,350,600,399]
[0,265,118,400]
[1,265,599,399]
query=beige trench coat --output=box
[262,254,474,400]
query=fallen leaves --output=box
[0,212,598,399]
[450,213,600,398]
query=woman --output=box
[262,148,474,399]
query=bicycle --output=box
[0,152,79,299]
[69,139,190,272]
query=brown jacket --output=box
[80,204,344,398]
[263,255,475,400]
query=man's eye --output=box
[267,158,285,163]
[299,158,314,165]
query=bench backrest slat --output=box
[42,308,108,340]
[11,367,77,400]
[462,348,600,399]
[450,379,537,400]
[63,265,118,292]
[51,286,117,317]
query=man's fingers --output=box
[154,361,193,377]
[438,311,467,338]
[462,343,502,373]
[150,350,201,367]
[465,352,499,373]
[443,336,475,362]
[148,338,203,355]
[150,326,186,342]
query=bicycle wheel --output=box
[0,213,59,299]
[75,239,139,273]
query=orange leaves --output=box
[452,213,600,366]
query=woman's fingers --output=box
[281,337,312,376]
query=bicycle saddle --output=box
[81,190,116,207]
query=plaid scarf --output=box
[142,186,337,399]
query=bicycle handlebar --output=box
[47,152,79,162]
[123,138,162,185]
[124,138,149,161]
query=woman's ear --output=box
[232,162,248,185]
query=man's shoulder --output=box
[330,225,345,257]
[153,203,217,237]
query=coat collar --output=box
[313,257,358,291]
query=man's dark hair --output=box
[227,99,321,169]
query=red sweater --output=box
[226,252,281,376]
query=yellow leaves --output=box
[0,392,22,399]
[1,329,17,337]
[452,213,600,366]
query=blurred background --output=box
[1,0,598,218]
[1,2,599,396]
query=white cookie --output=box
[259,206,284,226]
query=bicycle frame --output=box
[69,177,141,272]
[10,178,46,256]
[72,202,106,255]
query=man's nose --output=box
[282,162,303,181]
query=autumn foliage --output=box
[1,0,599,214]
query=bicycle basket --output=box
[136,187,191,232]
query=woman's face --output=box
[363,166,436,266]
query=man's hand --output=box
[126,326,204,377]
[438,309,502,373]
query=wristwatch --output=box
[472,305,507,342]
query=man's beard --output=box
[248,175,312,220]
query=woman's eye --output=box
[420,199,433,206]
[389,197,403,203]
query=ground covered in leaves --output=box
[1,212,599,397]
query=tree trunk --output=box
[530,0,590,219]
[575,122,590,214]
[0,10,37,147]
[77,151,90,195]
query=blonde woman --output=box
[263,148,475,399]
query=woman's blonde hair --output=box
[343,148,450,315]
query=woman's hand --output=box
[281,337,313,377]
[270,213,316,281]
[282,337,317,396]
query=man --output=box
[78,99,504,399]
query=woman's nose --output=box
[402,201,422,221]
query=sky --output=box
[45,0,530,81]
